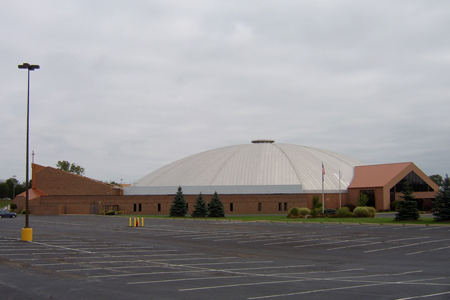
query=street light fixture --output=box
[18,63,40,242]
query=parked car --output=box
[0,210,17,218]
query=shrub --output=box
[357,194,369,207]
[366,206,376,218]
[337,207,352,218]
[312,196,322,212]
[344,203,356,212]
[21,209,27,214]
[323,208,337,215]
[10,203,17,211]
[288,207,301,218]
[298,207,310,216]
[353,207,370,218]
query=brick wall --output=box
[33,164,117,196]
[25,193,308,215]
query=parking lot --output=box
[1,215,449,299]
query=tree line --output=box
[0,177,29,199]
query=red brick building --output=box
[14,165,438,216]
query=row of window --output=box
[132,203,288,212]
[133,203,162,212]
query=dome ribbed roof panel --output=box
[135,143,366,192]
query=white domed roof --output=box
[130,142,365,195]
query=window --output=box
[230,203,234,212]
[360,190,375,207]
[391,171,434,193]
[258,203,262,212]
[138,203,142,212]
[133,204,137,212]
[278,203,282,211]
[157,203,161,212]
[284,202,287,211]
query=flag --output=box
[322,163,325,176]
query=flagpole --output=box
[322,163,325,214]
[339,170,342,208]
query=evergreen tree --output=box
[208,191,225,217]
[169,186,188,217]
[191,193,208,217]
[395,180,420,221]
[433,175,450,221]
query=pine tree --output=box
[169,186,188,217]
[208,191,225,217]
[191,193,208,217]
[395,180,420,221]
[433,175,450,221]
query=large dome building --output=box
[129,140,365,195]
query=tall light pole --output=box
[18,63,40,242]
[12,175,17,199]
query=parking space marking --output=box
[180,278,313,292]
[183,260,274,266]
[405,244,450,255]
[246,270,425,299]
[396,291,450,300]
[32,241,94,253]
[364,239,450,253]
[128,275,250,285]
[327,241,383,250]
[248,282,388,299]
[419,226,444,231]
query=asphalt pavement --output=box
[1,215,449,300]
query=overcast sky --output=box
[1,1,449,184]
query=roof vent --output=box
[251,140,275,144]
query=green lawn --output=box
[118,214,447,226]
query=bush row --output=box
[288,206,376,218]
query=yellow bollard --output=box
[129,218,132,227]
[22,228,33,242]
[141,218,144,227]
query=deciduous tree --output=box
[56,160,85,176]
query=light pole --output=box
[18,63,40,242]
[12,175,17,199]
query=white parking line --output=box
[128,275,250,285]
[327,241,383,251]
[395,291,450,299]
[405,245,450,255]
[32,241,93,253]
[246,270,424,299]
[247,282,387,299]
[364,239,450,253]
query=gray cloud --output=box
[2,0,449,183]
